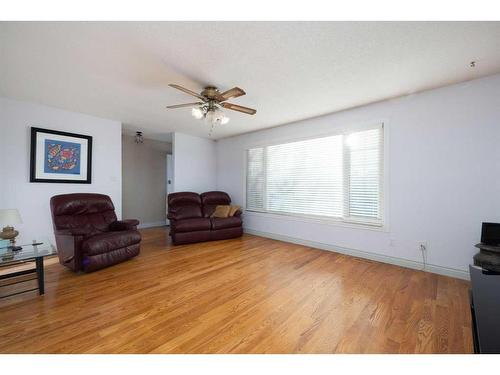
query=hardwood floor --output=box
[0,227,472,353]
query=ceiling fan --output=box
[166,84,256,135]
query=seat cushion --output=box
[210,216,242,230]
[174,218,211,233]
[82,230,141,256]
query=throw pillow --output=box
[211,205,231,218]
[228,205,242,217]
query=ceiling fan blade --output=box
[218,87,246,101]
[169,84,206,101]
[221,102,256,115]
[166,102,203,109]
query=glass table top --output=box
[0,237,56,264]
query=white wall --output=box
[216,74,500,276]
[0,97,122,245]
[172,132,217,193]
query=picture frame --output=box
[30,127,93,184]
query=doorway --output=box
[165,153,174,223]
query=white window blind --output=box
[345,128,382,220]
[246,124,383,225]
[246,147,265,211]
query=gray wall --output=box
[122,134,172,227]
[172,132,217,193]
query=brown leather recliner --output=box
[50,193,141,272]
[167,191,243,245]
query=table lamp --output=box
[0,209,23,250]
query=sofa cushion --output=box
[201,191,231,206]
[167,192,203,220]
[169,205,203,220]
[201,191,231,217]
[168,192,201,207]
[174,218,211,233]
[109,219,140,231]
[82,230,141,256]
[51,193,118,234]
[51,193,115,216]
[210,216,242,230]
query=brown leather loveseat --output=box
[167,191,242,245]
[50,193,141,272]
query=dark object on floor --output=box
[50,193,141,272]
[473,243,500,272]
[469,265,500,353]
[168,191,243,245]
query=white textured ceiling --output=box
[1,22,500,140]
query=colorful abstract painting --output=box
[30,127,92,183]
[44,139,81,174]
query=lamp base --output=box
[1,226,19,241]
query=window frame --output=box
[243,122,388,230]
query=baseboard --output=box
[138,221,168,229]
[244,229,470,280]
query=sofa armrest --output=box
[109,219,140,231]
[54,232,86,272]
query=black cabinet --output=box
[469,265,500,353]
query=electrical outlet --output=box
[418,241,428,252]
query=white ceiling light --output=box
[191,107,204,119]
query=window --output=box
[246,124,384,226]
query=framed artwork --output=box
[30,127,92,183]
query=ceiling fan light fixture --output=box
[205,108,226,125]
[205,109,216,124]
[221,115,230,125]
[191,107,204,119]
[134,131,144,144]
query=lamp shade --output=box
[0,209,23,225]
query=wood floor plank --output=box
[0,227,472,353]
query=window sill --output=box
[244,210,389,233]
